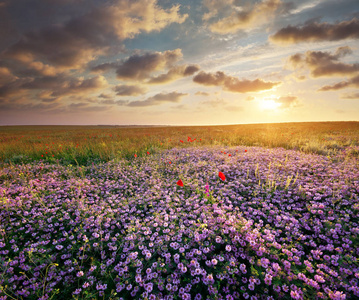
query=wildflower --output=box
[218,172,226,181]
[177,179,184,187]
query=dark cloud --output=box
[209,0,284,34]
[147,64,200,84]
[193,71,280,93]
[117,91,187,107]
[0,99,61,112]
[116,49,183,80]
[288,46,359,78]
[18,75,108,97]
[270,18,359,44]
[91,62,118,73]
[318,75,359,91]
[100,99,116,105]
[114,84,147,96]
[98,93,113,99]
[0,1,19,47]
[2,0,187,69]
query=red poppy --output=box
[169,161,171,164]
[180,140,184,143]
[177,179,184,187]
[218,172,226,181]
[147,151,150,155]
[228,154,231,157]
[245,150,247,152]
[134,154,137,158]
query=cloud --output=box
[270,18,359,44]
[91,62,118,73]
[209,0,283,34]
[3,0,187,69]
[195,91,210,96]
[0,67,17,85]
[117,91,187,107]
[341,92,359,99]
[98,93,113,99]
[318,74,359,91]
[193,71,281,93]
[19,75,108,97]
[114,84,147,96]
[147,64,200,84]
[115,49,183,80]
[274,95,299,108]
[288,46,359,78]
[201,0,235,21]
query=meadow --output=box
[0,122,358,300]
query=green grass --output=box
[0,122,358,166]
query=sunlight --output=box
[259,98,281,110]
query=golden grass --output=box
[0,122,358,165]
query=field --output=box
[0,122,358,300]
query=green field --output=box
[1,122,358,166]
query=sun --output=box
[259,98,281,110]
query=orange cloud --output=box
[270,18,359,44]
[318,75,359,91]
[117,91,188,107]
[193,71,280,93]
[275,95,299,108]
[210,0,283,34]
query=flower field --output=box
[1,144,358,299]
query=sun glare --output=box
[260,98,281,110]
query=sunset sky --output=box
[0,0,358,125]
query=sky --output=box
[0,0,358,125]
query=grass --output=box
[0,122,358,166]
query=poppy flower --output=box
[218,172,226,181]
[228,154,231,157]
[134,154,137,158]
[245,150,247,152]
[177,179,184,187]
[147,151,150,155]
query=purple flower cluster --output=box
[0,146,358,299]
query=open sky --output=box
[0,0,358,125]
